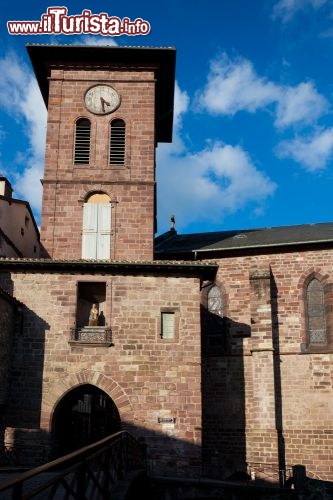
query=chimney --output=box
[0,177,13,198]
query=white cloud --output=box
[157,141,276,233]
[197,53,328,130]
[167,81,189,154]
[0,51,47,215]
[275,82,329,128]
[173,81,189,130]
[197,54,280,116]
[277,128,333,170]
[157,82,276,234]
[0,51,277,236]
[272,0,328,22]
[78,35,118,46]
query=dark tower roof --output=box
[26,44,176,143]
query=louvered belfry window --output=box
[74,118,91,164]
[109,119,126,165]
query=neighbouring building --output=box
[0,43,332,482]
[0,177,40,258]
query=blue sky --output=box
[1,1,333,235]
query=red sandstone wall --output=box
[202,248,333,481]
[3,246,333,479]
[0,295,16,406]
[41,68,156,260]
[2,271,202,476]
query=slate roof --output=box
[0,258,217,280]
[154,222,333,258]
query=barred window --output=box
[109,119,126,165]
[74,118,91,164]
[306,278,327,345]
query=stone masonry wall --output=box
[202,246,333,481]
[0,294,15,406]
[41,67,156,260]
[0,271,202,476]
[2,246,333,479]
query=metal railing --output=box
[69,327,112,345]
[246,461,293,487]
[0,431,145,499]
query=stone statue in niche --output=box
[89,303,99,326]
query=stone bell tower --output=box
[27,44,176,261]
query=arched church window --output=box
[82,193,111,260]
[306,278,327,345]
[208,284,223,317]
[109,119,126,165]
[74,118,91,164]
[204,284,226,354]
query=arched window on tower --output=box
[109,119,126,166]
[306,277,327,346]
[82,193,111,260]
[74,118,91,164]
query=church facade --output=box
[0,44,333,482]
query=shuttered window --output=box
[74,118,91,164]
[161,312,175,339]
[82,202,111,259]
[109,119,126,165]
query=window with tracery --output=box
[306,278,327,345]
[203,284,226,354]
[208,284,223,317]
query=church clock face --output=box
[84,85,120,115]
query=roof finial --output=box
[170,214,175,232]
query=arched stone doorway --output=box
[52,383,121,458]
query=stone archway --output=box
[42,371,134,459]
[52,384,121,457]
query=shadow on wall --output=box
[0,269,305,488]
[0,272,49,465]
[201,308,251,479]
[270,268,286,487]
[5,301,49,428]
[0,276,251,480]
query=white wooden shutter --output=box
[96,203,111,260]
[82,203,98,258]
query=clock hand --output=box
[100,96,110,113]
